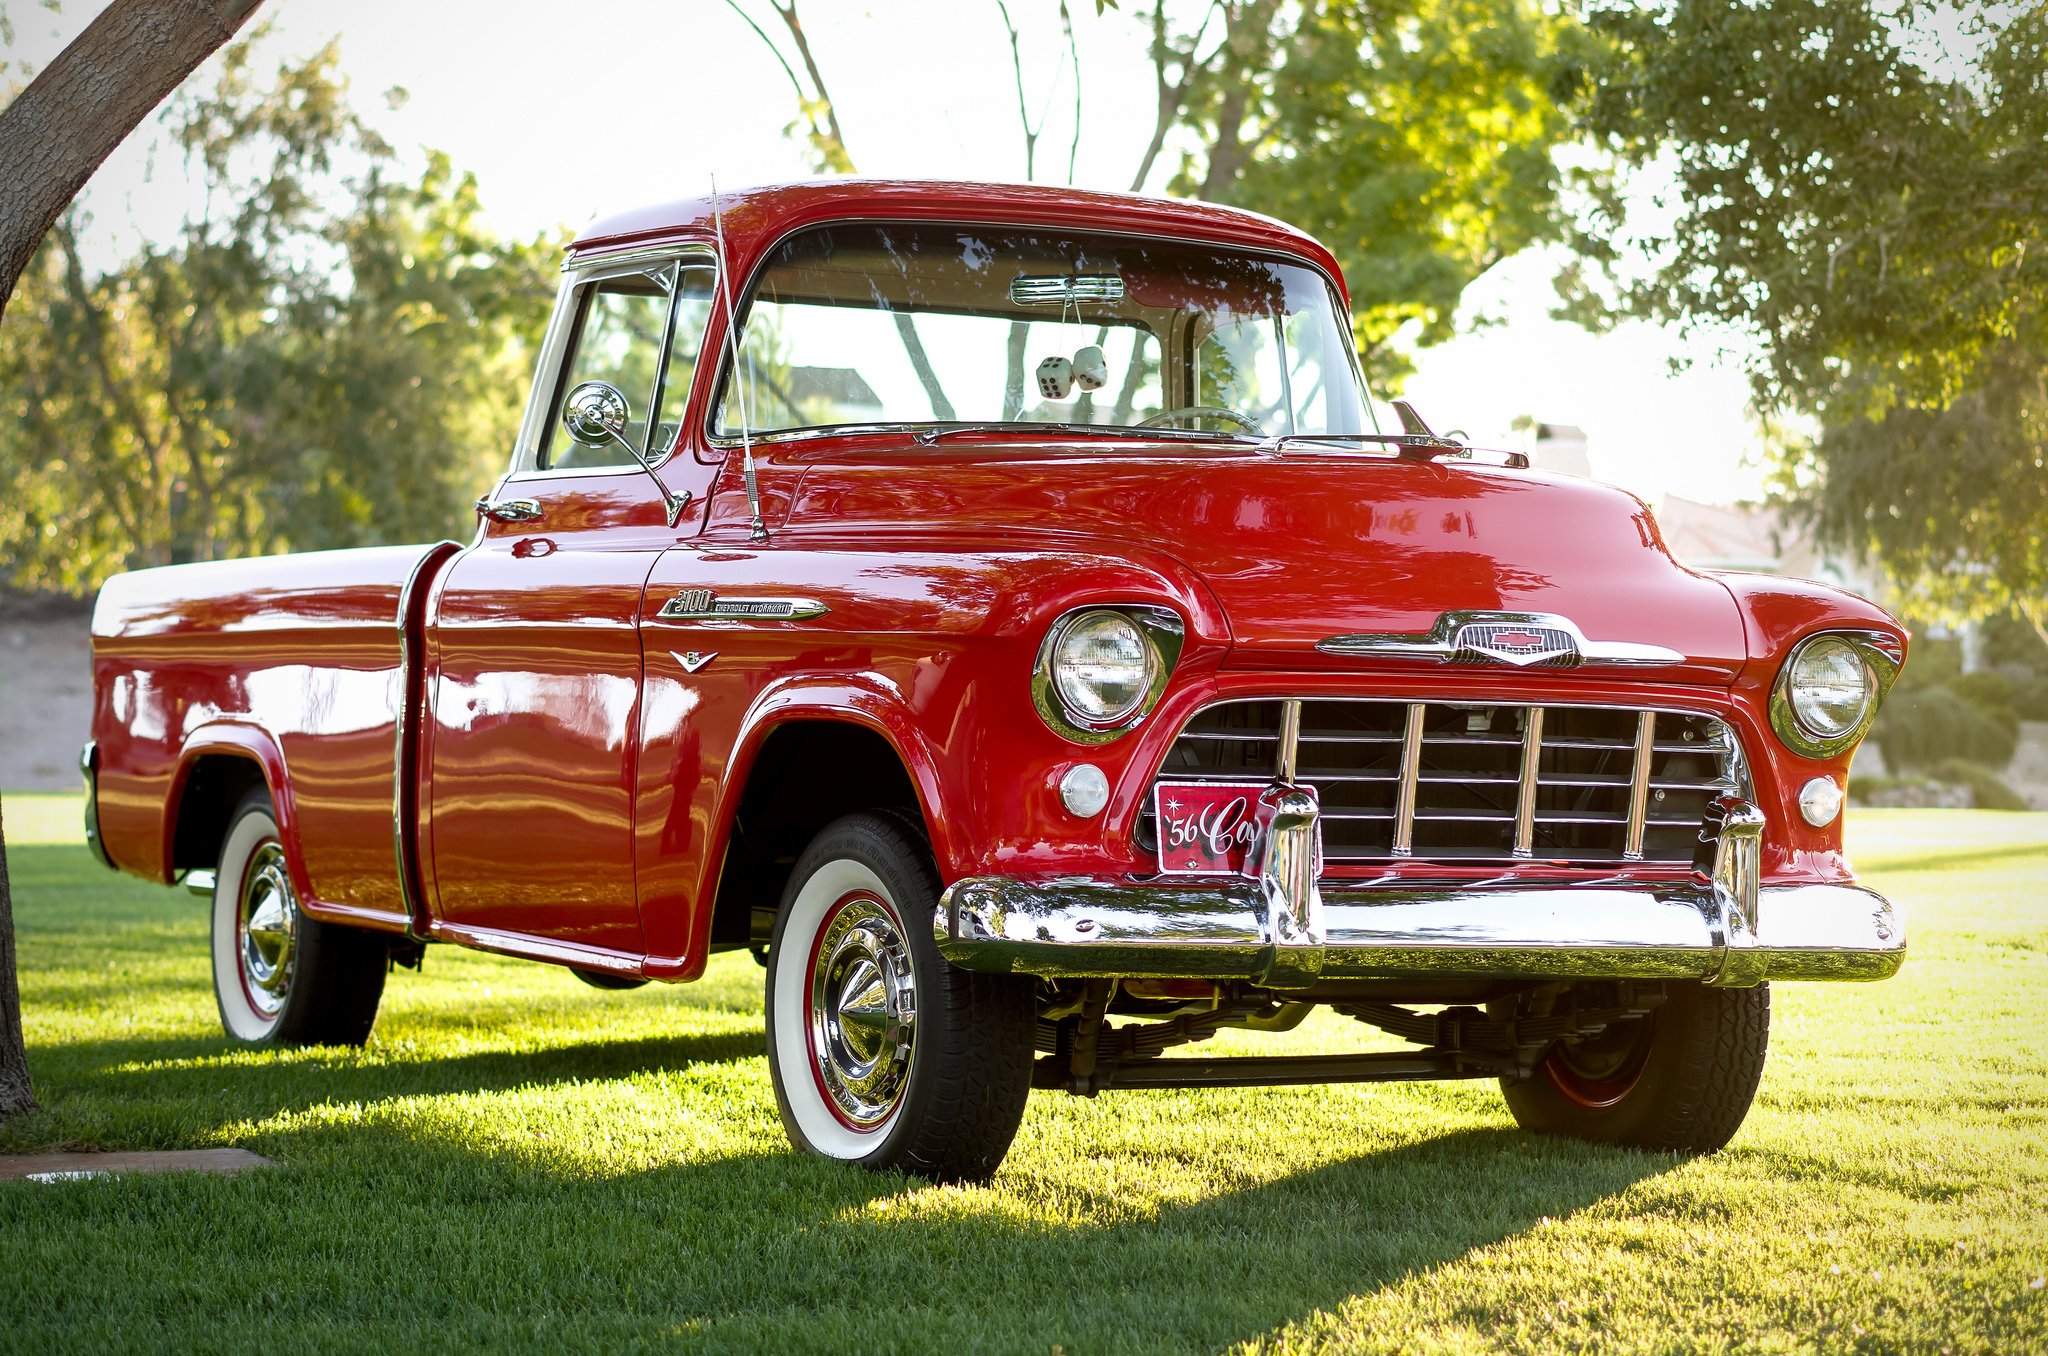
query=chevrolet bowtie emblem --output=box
[674,651,716,673]
[1489,630,1547,650]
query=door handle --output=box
[475,497,543,524]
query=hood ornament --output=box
[1318,611,1683,668]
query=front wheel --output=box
[211,792,388,1046]
[765,812,1035,1182]
[1500,981,1770,1152]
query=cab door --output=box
[422,252,718,959]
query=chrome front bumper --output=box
[934,796,1903,989]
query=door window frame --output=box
[505,244,719,482]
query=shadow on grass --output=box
[0,1115,1676,1352]
[5,1029,762,1151]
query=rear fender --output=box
[167,724,308,899]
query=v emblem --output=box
[674,650,716,674]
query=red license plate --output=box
[1154,781,1317,876]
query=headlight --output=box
[1770,631,1900,758]
[1052,611,1154,722]
[1786,636,1873,739]
[1032,606,1184,744]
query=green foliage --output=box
[1567,1,2048,635]
[1874,681,2019,773]
[1928,758,2030,810]
[1159,0,1594,387]
[0,42,559,594]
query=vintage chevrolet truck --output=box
[83,180,1907,1181]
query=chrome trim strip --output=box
[654,593,829,623]
[1317,610,1686,668]
[1392,703,1425,856]
[392,540,463,940]
[934,872,1902,987]
[79,740,115,872]
[1513,706,1544,857]
[1276,699,1302,783]
[1624,710,1656,860]
[560,243,717,276]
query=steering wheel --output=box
[1138,404,1262,434]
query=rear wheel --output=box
[210,791,388,1046]
[765,812,1035,1182]
[1500,981,1770,1152]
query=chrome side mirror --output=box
[563,381,631,446]
[557,379,693,528]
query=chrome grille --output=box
[1142,699,1747,866]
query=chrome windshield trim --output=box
[700,419,1270,453]
[560,242,716,275]
[696,216,1371,451]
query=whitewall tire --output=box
[765,812,1035,1182]
[210,792,388,1047]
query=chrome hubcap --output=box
[808,894,916,1129]
[238,843,299,1019]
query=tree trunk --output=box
[0,797,33,1119]
[0,0,266,321]
[0,0,268,1121]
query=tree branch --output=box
[995,0,1039,179]
[1062,0,1082,185]
[0,0,267,319]
[720,0,811,109]
[770,1,853,170]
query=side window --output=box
[542,262,715,471]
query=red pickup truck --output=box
[82,180,1906,1181]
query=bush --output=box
[1930,760,2031,811]
[2005,674,2048,722]
[1875,684,2019,772]
[1950,670,2019,727]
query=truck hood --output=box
[783,445,1748,682]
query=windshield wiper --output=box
[1261,431,1530,468]
[909,422,1259,447]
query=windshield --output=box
[713,223,1374,440]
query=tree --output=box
[0,43,560,591]
[1,0,273,1122]
[725,0,1594,388]
[1152,0,1595,385]
[1565,1,2048,640]
[0,801,26,1120]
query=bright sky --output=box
[3,0,1772,506]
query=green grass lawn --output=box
[2,795,2044,1354]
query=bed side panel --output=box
[90,545,439,916]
